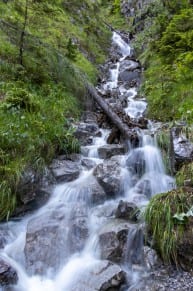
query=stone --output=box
[81,158,96,170]
[75,122,100,145]
[118,70,141,84]
[119,59,140,72]
[25,208,69,275]
[89,180,107,205]
[13,167,54,216]
[115,200,139,221]
[98,144,126,159]
[0,258,18,286]
[67,203,89,253]
[143,246,161,269]
[172,127,193,169]
[69,260,126,291]
[50,159,80,183]
[93,160,123,197]
[126,148,145,177]
[99,220,138,263]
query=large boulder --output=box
[118,69,141,85]
[0,258,18,286]
[14,167,54,216]
[67,203,89,254]
[69,260,126,291]
[75,122,100,145]
[99,220,143,264]
[49,158,81,183]
[93,160,123,197]
[115,200,139,221]
[126,148,145,177]
[25,210,66,275]
[98,144,127,159]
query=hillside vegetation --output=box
[0,0,115,219]
[128,0,193,124]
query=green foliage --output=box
[145,188,193,264]
[0,0,112,219]
[176,162,193,187]
[66,38,78,61]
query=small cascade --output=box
[0,31,176,291]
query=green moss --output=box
[176,162,193,187]
[145,188,193,265]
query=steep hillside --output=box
[0,0,114,219]
[121,0,193,124]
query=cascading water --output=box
[0,31,175,291]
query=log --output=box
[86,84,138,141]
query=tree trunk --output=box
[86,84,138,140]
[19,0,28,66]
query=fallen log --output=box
[86,84,139,141]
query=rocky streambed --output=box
[0,29,193,291]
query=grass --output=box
[0,0,114,220]
[145,188,193,265]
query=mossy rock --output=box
[176,162,193,187]
[145,187,193,270]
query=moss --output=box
[176,162,193,187]
[145,187,193,265]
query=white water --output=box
[0,32,175,291]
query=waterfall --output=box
[0,32,175,291]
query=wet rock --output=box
[89,180,107,205]
[135,179,151,199]
[115,200,139,221]
[98,144,127,159]
[119,59,140,72]
[172,127,193,168]
[81,158,96,170]
[14,167,54,216]
[99,220,134,263]
[50,159,80,183]
[143,246,161,269]
[69,260,126,291]
[81,111,98,124]
[118,70,141,85]
[107,128,121,144]
[68,204,89,253]
[93,160,123,197]
[75,122,100,145]
[0,258,18,286]
[126,149,145,177]
[25,209,68,275]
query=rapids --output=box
[0,32,175,291]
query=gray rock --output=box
[14,167,53,216]
[99,220,133,263]
[118,70,141,84]
[98,144,126,159]
[119,59,140,72]
[126,148,145,177]
[75,122,100,145]
[69,260,126,291]
[68,203,89,253]
[115,200,139,221]
[143,246,161,270]
[25,208,68,275]
[93,160,123,197]
[81,158,96,170]
[172,127,193,168]
[50,159,80,182]
[0,258,18,286]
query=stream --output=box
[0,32,175,291]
